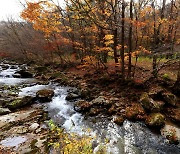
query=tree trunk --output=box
[113,0,119,64]
[128,0,133,78]
[121,0,125,79]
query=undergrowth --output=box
[48,120,94,154]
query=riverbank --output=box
[31,60,180,143]
[0,60,180,153]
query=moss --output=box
[146,113,165,127]
[162,73,170,80]
[50,72,63,79]
[8,99,22,109]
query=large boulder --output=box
[125,103,145,120]
[145,113,165,127]
[7,96,34,110]
[36,89,54,102]
[74,100,92,112]
[162,92,178,106]
[15,70,33,78]
[0,107,11,115]
[140,93,164,112]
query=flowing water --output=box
[0,62,180,154]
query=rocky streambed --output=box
[0,61,180,153]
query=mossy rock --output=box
[36,89,54,102]
[162,92,178,106]
[140,92,164,112]
[7,96,34,109]
[0,107,11,115]
[145,113,165,127]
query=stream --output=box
[0,62,180,154]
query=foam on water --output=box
[19,85,48,96]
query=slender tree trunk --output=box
[113,0,118,64]
[113,28,118,63]
[152,1,158,78]
[168,0,174,42]
[121,0,125,79]
[128,0,133,78]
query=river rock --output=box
[10,65,17,69]
[162,92,178,106]
[66,93,79,100]
[140,92,164,112]
[0,107,11,115]
[74,100,92,112]
[161,124,180,144]
[89,107,102,116]
[91,96,111,107]
[108,105,117,115]
[29,123,40,131]
[148,86,164,97]
[7,96,34,110]
[125,103,145,120]
[166,108,180,123]
[12,73,21,78]
[15,70,33,78]
[10,126,29,134]
[1,65,9,70]
[36,89,54,102]
[0,99,8,107]
[113,116,124,125]
[145,113,165,127]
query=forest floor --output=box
[37,57,179,128]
